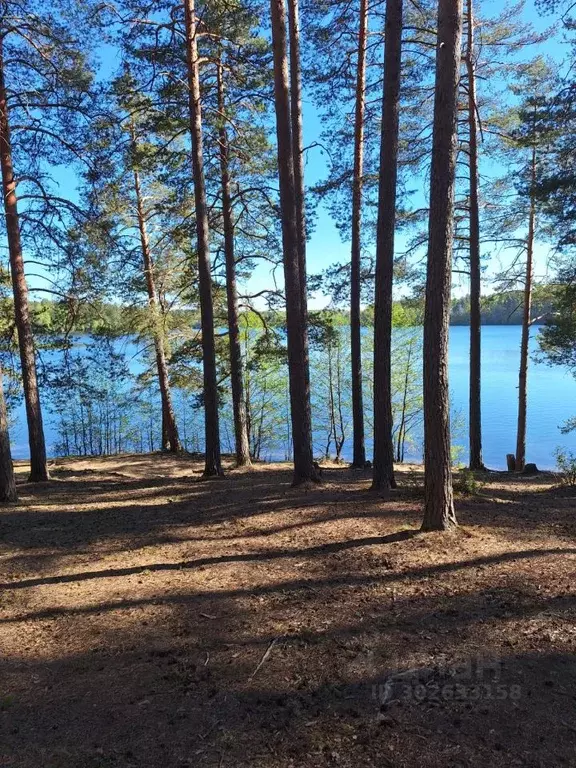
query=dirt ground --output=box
[0,454,575,768]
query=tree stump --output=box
[522,463,538,475]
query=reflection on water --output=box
[8,325,576,470]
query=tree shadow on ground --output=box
[1,461,417,558]
[1,572,575,767]
[4,458,572,560]
[2,455,575,766]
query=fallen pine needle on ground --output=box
[0,453,575,767]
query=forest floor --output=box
[0,454,575,768]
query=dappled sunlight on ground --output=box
[1,455,575,767]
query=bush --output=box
[451,444,465,467]
[454,467,484,497]
[554,448,576,486]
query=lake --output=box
[7,325,576,470]
[446,325,575,470]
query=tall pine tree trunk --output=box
[372,0,403,491]
[270,0,318,485]
[162,405,170,451]
[0,38,48,482]
[184,0,222,476]
[350,0,368,468]
[516,145,537,472]
[466,0,484,471]
[0,365,17,502]
[287,0,315,458]
[422,0,463,532]
[131,130,180,454]
[287,0,307,318]
[216,57,251,467]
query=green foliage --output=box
[538,265,576,372]
[44,336,136,456]
[242,324,290,461]
[1,0,572,475]
[451,286,560,326]
[554,448,576,486]
[1,0,104,310]
[309,312,350,460]
[454,468,485,497]
[451,444,465,468]
[560,416,576,434]
[362,324,424,463]
[532,74,576,251]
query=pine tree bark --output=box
[270,0,318,485]
[287,0,315,460]
[466,0,484,471]
[0,37,48,482]
[372,0,403,491]
[516,145,537,472]
[161,404,170,451]
[131,130,181,454]
[421,0,463,532]
[216,57,251,467]
[0,365,17,502]
[350,0,368,468]
[183,0,223,476]
[287,0,307,319]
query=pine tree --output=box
[269,0,318,484]
[0,364,17,502]
[533,1,576,384]
[487,60,556,468]
[287,0,307,318]
[421,0,464,531]
[83,66,187,456]
[464,0,484,471]
[216,54,251,466]
[0,34,48,480]
[183,0,223,477]
[0,0,100,479]
[129,124,181,454]
[350,0,369,468]
[516,142,537,471]
[509,78,555,469]
[456,0,547,471]
[372,0,403,492]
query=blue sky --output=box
[288,0,565,308]
[21,0,566,309]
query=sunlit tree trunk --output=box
[326,345,335,459]
[287,0,315,467]
[183,0,223,476]
[335,342,346,461]
[0,38,48,482]
[270,0,318,485]
[216,57,251,467]
[131,130,180,454]
[516,145,537,471]
[466,0,484,471]
[422,0,463,531]
[0,365,17,502]
[372,0,403,491]
[350,0,368,468]
[287,0,307,318]
[396,338,413,463]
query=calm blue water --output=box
[448,325,575,469]
[8,325,576,470]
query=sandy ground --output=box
[0,453,575,767]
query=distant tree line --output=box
[450,287,560,326]
[5,288,561,337]
[0,0,575,531]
